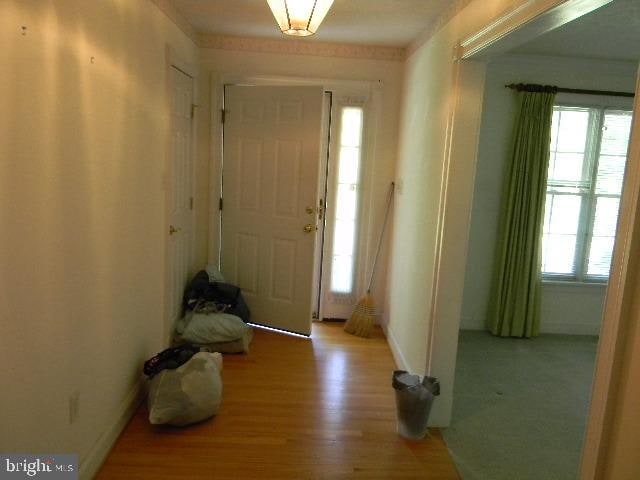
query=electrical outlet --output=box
[69,391,80,425]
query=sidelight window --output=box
[329,106,364,294]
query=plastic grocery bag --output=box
[148,352,223,426]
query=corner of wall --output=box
[381,322,411,373]
[79,380,145,479]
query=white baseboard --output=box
[459,315,484,330]
[459,318,600,336]
[381,323,411,373]
[540,321,600,336]
[79,380,145,480]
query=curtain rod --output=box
[505,83,635,98]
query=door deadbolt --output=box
[303,224,315,233]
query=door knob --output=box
[303,224,315,233]
[169,225,181,235]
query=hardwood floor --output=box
[97,323,460,479]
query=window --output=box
[542,106,633,281]
[329,106,363,294]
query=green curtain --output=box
[487,86,557,338]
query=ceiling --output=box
[168,0,455,47]
[511,0,640,62]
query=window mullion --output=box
[580,108,605,282]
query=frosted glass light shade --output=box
[267,0,334,36]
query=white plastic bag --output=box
[148,352,223,426]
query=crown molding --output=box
[149,0,199,45]
[197,34,406,62]
[149,0,404,61]
[407,0,475,58]
[459,0,611,59]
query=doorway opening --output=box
[445,2,638,478]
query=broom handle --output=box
[366,182,395,293]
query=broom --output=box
[344,181,395,338]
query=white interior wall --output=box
[385,0,547,427]
[0,1,198,476]
[384,0,640,470]
[460,54,637,336]
[197,48,404,323]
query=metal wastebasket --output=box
[392,370,440,440]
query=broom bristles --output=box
[344,294,376,338]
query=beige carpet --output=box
[443,330,598,480]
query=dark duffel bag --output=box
[210,281,251,324]
[183,270,251,323]
[143,344,201,378]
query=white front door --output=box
[165,66,194,342]
[221,85,324,335]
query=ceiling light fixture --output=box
[266,0,335,37]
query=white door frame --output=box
[208,74,381,326]
[583,72,640,478]
[426,0,636,478]
[163,46,198,345]
[311,91,333,320]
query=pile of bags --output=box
[144,265,252,426]
[173,266,253,353]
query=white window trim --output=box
[542,104,632,284]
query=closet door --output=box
[166,66,195,341]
